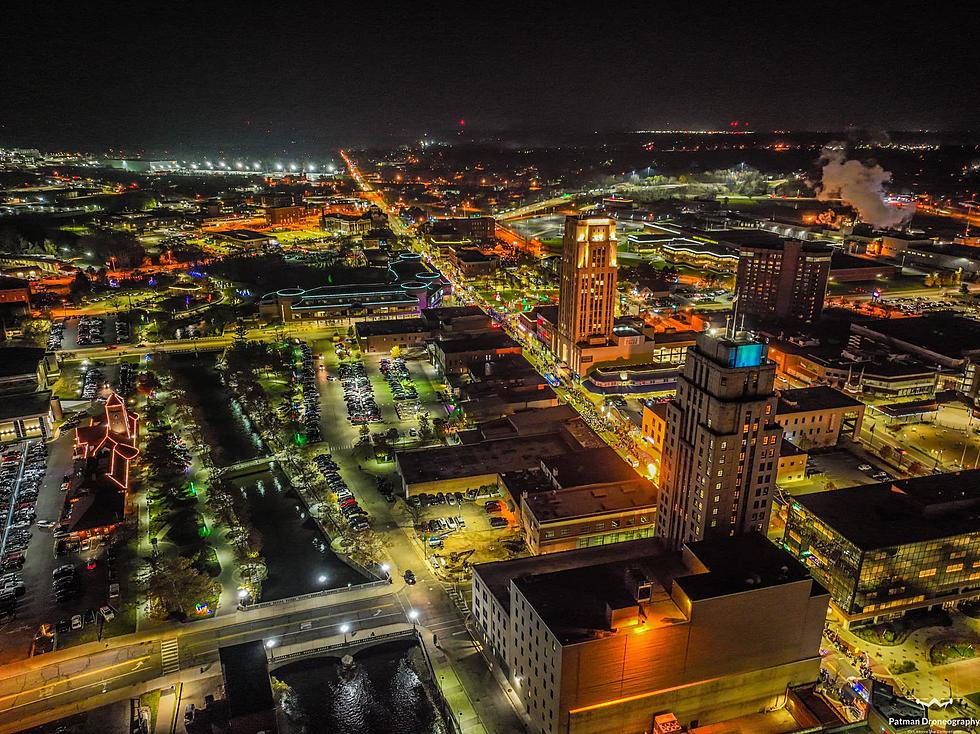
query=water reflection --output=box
[275,641,447,734]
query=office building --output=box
[658,331,783,547]
[783,470,980,628]
[735,240,832,323]
[471,534,829,734]
[775,385,865,449]
[555,215,618,375]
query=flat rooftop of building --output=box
[794,469,980,551]
[525,305,558,324]
[0,390,51,420]
[474,538,671,614]
[830,251,894,271]
[677,533,820,601]
[505,405,580,433]
[780,438,806,457]
[736,237,833,254]
[434,332,520,354]
[219,641,275,719]
[354,317,429,337]
[396,432,578,487]
[854,314,980,360]
[541,446,638,488]
[515,554,686,644]
[421,305,487,322]
[0,346,45,378]
[523,478,657,522]
[455,248,494,263]
[776,385,864,414]
[474,353,541,381]
[652,329,699,344]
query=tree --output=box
[143,555,219,620]
[233,319,248,348]
[69,271,91,303]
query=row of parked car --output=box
[47,320,65,350]
[379,358,418,401]
[115,319,130,342]
[0,441,48,618]
[76,316,105,346]
[117,362,137,397]
[314,453,370,533]
[81,366,106,400]
[296,342,322,443]
[338,362,381,425]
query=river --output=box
[165,353,366,601]
[274,640,448,734]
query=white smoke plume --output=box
[815,144,913,230]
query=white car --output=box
[857,464,873,472]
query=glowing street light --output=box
[265,638,277,648]
[408,609,419,628]
[317,574,328,584]
[340,623,350,643]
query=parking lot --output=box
[58,315,129,352]
[408,489,522,567]
[0,428,125,663]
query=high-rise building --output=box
[734,239,832,323]
[657,331,783,547]
[554,214,618,375]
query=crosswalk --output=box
[424,613,469,639]
[160,638,180,674]
[442,581,470,615]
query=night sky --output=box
[1,3,978,154]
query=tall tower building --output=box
[734,239,832,323]
[657,330,783,547]
[554,214,618,374]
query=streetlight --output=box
[265,638,277,648]
[408,609,419,628]
[237,588,249,608]
[380,563,390,579]
[317,574,328,584]
[340,623,350,643]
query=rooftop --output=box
[474,538,671,615]
[793,470,980,550]
[523,479,657,523]
[434,332,520,355]
[355,317,429,337]
[0,389,51,421]
[480,533,818,645]
[540,446,638,488]
[776,385,864,414]
[677,533,819,601]
[421,305,487,323]
[396,432,578,487]
[853,314,980,362]
[0,346,45,378]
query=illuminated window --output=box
[918,568,937,578]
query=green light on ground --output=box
[294,432,307,446]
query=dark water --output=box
[165,353,264,467]
[226,469,365,600]
[165,353,366,600]
[275,641,447,734]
